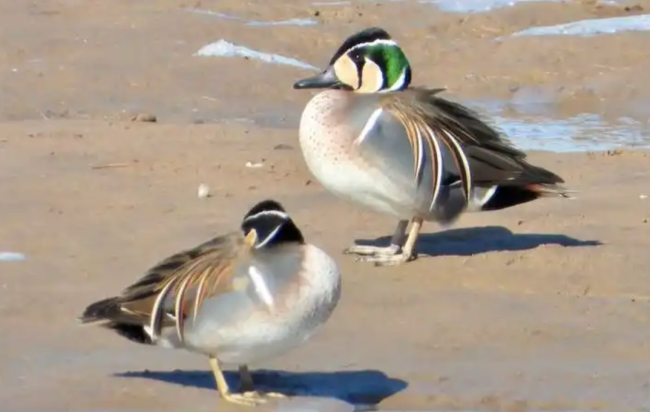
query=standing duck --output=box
[79,199,341,406]
[293,27,571,267]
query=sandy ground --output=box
[2,1,650,411]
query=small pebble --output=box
[198,184,211,199]
[131,113,157,123]
[640,194,648,200]
[273,144,294,151]
[245,161,264,168]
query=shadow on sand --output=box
[115,369,407,406]
[353,225,602,257]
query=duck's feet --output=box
[221,391,265,406]
[221,390,287,406]
[355,250,418,267]
[343,243,401,257]
[245,390,287,399]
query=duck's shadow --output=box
[115,369,407,406]
[355,225,601,257]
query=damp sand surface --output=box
[1,121,649,412]
[2,0,650,411]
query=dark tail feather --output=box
[482,184,574,211]
[79,297,122,324]
[79,297,154,345]
[106,323,154,345]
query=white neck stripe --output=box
[348,39,398,52]
[243,209,289,223]
[254,224,283,249]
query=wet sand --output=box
[1,0,650,411]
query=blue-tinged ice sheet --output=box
[195,40,319,71]
[511,14,650,37]
[421,0,558,13]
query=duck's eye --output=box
[348,51,364,64]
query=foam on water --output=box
[195,40,319,71]
[188,9,317,27]
[0,251,26,262]
[510,14,650,37]
[421,0,557,13]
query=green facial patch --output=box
[365,43,411,90]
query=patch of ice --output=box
[195,40,319,71]
[464,96,650,152]
[510,14,650,37]
[188,9,317,27]
[421,0,558,13]
[0,252,26,262]
[490,113,649,152]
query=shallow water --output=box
[469,98,650,152]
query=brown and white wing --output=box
[349,93,473,223]
[79,230,253,344]
[420,90,568,190]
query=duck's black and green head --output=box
[241,199,305,248]
[294,27,412,94]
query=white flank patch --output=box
[475,186,498,207]
[143,325,155,340]
[357,108,384,144]
[248,265,274,308]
